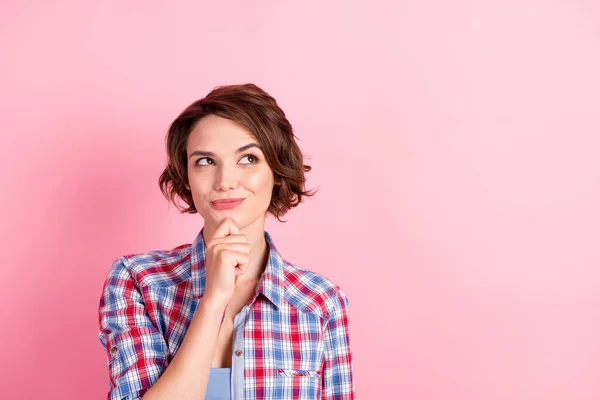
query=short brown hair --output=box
[158,83,316,222]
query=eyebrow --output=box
[188,143,262,159]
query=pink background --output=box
[1,1,599,399]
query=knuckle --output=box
[207,238,221,248]
[218,248,230,257]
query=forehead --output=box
[187,114,256,150]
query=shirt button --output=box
[235,350,243,356]
[110,347,118,356]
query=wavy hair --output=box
[158,83,316,222]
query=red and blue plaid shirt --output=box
[98,229,356,400]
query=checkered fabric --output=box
[98,229,356,399]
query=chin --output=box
[200,206,266,230]
[233,214,263,231]
[204,213,245,229]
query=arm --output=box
[98,258,227,400]
[321,289,356,400]
[142,293,226,400]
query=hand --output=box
[202,218,250,306]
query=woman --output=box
[98,83,356,400]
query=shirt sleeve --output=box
[321,289,356,400]
[98,257,169,400]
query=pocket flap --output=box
[277,369,321,377]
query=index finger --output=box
[211,218,240,239]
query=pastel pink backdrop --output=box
[1,1,599,399]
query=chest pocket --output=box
[244,301,326,399]
[270,309,325,372]
[272,371,321,399]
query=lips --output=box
[211,198,245,205]
[210,197,246,210]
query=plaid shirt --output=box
[98,229,356,400]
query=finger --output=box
[234,267,246,276]
[211,218,233,239]
[220,251,250,270]
[235,259,250,275]
[214,243,251,257]
[234,256,250,275]
[209,234,249,246]
[211,218,241,239]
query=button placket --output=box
[231,305,249,400]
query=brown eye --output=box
[196,157,214,166]
[240,155,258,164]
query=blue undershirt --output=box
[205,368,232,400]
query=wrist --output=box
[199,295,229,313]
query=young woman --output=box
[98,84,356,400]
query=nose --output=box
[214,164,240,192]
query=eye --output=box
[240,154,259,164]
[195,157,214,166]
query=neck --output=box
[238,225,269,284]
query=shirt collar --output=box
[190,228,286,308]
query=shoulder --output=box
[106,243,193,290]
[281,262,350,320]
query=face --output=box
[185,114,275,232]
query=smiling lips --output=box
[210,198,246,210]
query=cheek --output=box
[245,170,274,193]
[188,176,211,198]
